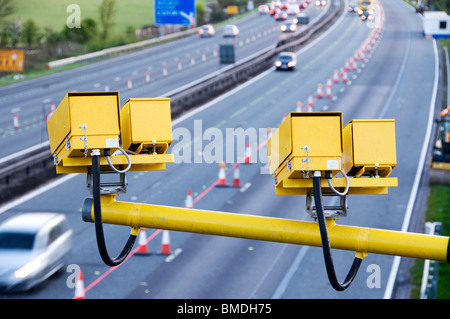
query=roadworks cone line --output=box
[74,270,85,299]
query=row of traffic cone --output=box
[300,22,384,113]
[73,227,174,299]
[123,51,215,91]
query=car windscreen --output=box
[0,232,35,249]
[278,55,293,61]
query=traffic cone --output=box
[233,164,241,188]
[145,71,150,84]
[342,71,348,83]
[185,188,193,208]
[163,65,168,77]
[352,60,358,71]
[127,78,132,90]
[345,59,350,72]
[178,60,183,72]
[296,101,302,112]
[13,113,19,130]
[136,228,150,255]
[316,83,323,99]
[202,52,206,62]
[307,93,313,108]
[333,69,339,83]
[191,56,196,66]
[74,270,85,299]
[326,77,332,88]
[160,230,171,255]
[217,162,227,186]
[244,142,252,164]
[326,85,332,99]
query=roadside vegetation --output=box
[0,0,267,79]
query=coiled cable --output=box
[313,171,362,291]
[92,150,137,266]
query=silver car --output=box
[223,25,239,37]
[0,213,72,292]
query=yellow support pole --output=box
[82,195,449,263]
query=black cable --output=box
[313,173,362,291]
[92,152,137,267]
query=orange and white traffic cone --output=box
[217,162,227,186]
[13,113,19,130]
[306,93,313,108]
[333,69,339,83]
[127,78,132,90]
[342,71,348,83]
[160,230,171,255]
[145,71,151,84]
[244,142,252,164]
[185,188,194,208]
[136,228,150,255]
[163,65,168,77]
[326,85,332,99]
[233,164,241,188]
[178,60,183,72]
[316,83,323,99]
[344,59,350,72]
[296,101,302,112]
[74,270,85,299]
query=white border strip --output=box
[383,38,439,299]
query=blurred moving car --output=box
[274,9,288,21]
[296,12,310,24]
[223,25,239,37]
[361,11,374,21]
[258,4,270,14]
[275,52,297,70]
[286,3,300,15]
[0,213,73,292]
[281,20,298,32]
[199,24,215,37]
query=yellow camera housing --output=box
[268,113,398,195]
[268,112,343,181]
[342,119,397,178]
[120,98,172,154]
[47,92,174,174]
[48,91,121,162]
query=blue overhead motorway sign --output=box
[154,0,196,27]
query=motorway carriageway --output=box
[0,0,440,299]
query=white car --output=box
[0,213,73,292]
[199,24,215,37]
[223,25,239,37]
